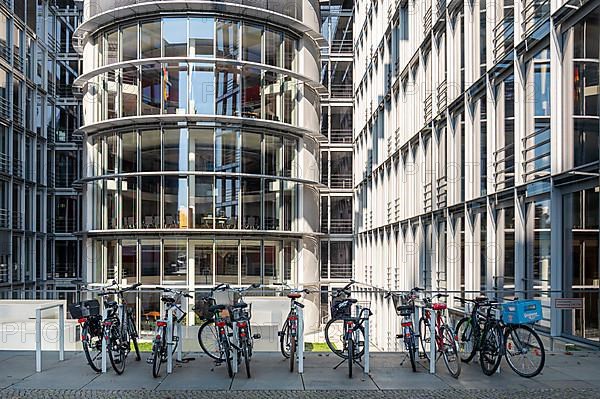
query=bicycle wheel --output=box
[347,337,353,379]
[418,316,431,360]
[108,323,126,375]
[325,318,365,359]
[223,339,234,378]
[455,317,476,363]
[82,327,102,373]
[479,323,503,376]
[128,314,141,361]
[280,320,291,359]
[242,341,251,378]
[198,320,224,361]
[152,331,166,378]
[504,324,545,378]
[407,335,417,372]
[441,326,461,378]
[289,334,296,373]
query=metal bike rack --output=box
[101,307,108,373]
[297,306,304,374]
[363,307,370,374]
[166,307,184,374]
[232,323,239,375]
[428,306,436,374]
[35,303,65,372]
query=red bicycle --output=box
[418,293,461,378]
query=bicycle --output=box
[385,287,420,372]
[417,292,461,378]
[324,280,365,360]
[150,287,192,378]
[455,297,545,378]
[69,289,104,372]
[98,281,142,375]
[197,283,260,378]
[276,283,310,372]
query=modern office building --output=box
[354,0,600,348]
[318,0,354,322]
[74,0,324,332]
[0,0,83,299]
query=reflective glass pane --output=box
[216,19,239,59]
[122,24,138,61]
[242,178,261,230]
[283,181,295,230]
[264,72,280,121]
[140,129,161,172]
[215,129,238,171]
[242,67,261,118]
[190,176,213,229]
[265,134,282,176]
[241,240,261,285]
[283,35,295,71]
[216,240,238,284]
[106,179,117,229]
[190,18,214,57]
[283,138,296,178]
[265,30,282,67]
[264,241,281,284]
[121,131,137,173]
[190,64,214,114]
[140,240,160,284]
[164,239,187,284]
[189,128,214,171]
[241,132,261,174]
[242,24,262,62]
[163,18,187,57]
[141,64,161,115]
[164,63,188,114]
[192,240,213,285]
[264,178,280,230]
[121,177,137,229]
[122,67,138,117]
[163,128,188,171]
[164,176,188,229]
[141,21,161,58]
[121,240,137,284]
[140,176,160,229]
[215,64,240,116]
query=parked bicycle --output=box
[417,292,461,378]
[150,287,192,378]
[385,287,421,372]
[69,282,104,372]
[98,281,142,374]
[276,283,310,372]
[324,280,372,378]
[455,296,545,377]
[196,283,260,378]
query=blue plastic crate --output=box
[502,300,542,325]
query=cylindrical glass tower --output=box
[74,0,324,334]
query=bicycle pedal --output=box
[253,334,261,339]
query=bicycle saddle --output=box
[105,301,118,308]
[232,302,248,309]
[287,293,302,299]
[209,304,227,312]
[432,303,447,310]
[475,296,488,302]
[161,296,175,304]
[347,298,358,304]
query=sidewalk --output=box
[1,350,599,398]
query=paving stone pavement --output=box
[0,350,599,398]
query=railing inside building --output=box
[329,129,353,144]
[522,0,550,36]
[330,175,353,189]
[329,218,352,234]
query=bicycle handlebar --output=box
[156,286,193,298]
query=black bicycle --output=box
[151,287,192,378]
[325,280,366,359]
[70,297,103,372]
[98,281,142,374]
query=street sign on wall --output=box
[552,298,584,310]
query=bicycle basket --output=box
[193,297,216,320]
[391,294,414,317]
[213,290,241,306]
[331,299,352,318]
[68,300,100,319]
[502,299,542,325]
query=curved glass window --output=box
[163,18,188,57]
[216,19,239,59]
[190,18,214,57]
[122,24,138,61]
[141,21,161,59]
[190,64,214,114]
[89,127,301,179]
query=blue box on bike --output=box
[502,300,542,324]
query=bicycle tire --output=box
[82,327,102,373]
[418,316,431,360]
[129,315,141,361]
[242,341,251,378]
[347,337,353,378]
[408,335,417,372]
[456,317,477,363]
[289,334,296,373]
[198,320,224,361]
[479,323,503,376]
[441,325,461,378]
[152,333,165,378]
[280,320,290,359]
[325,318,365,359]
[504,324,545,378]
[108,323,126,375]
[223,339,234,378]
